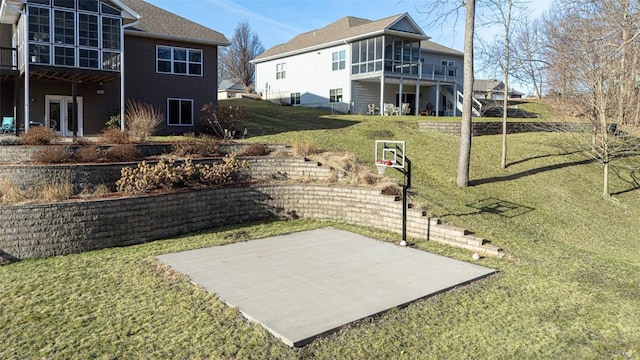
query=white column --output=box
[24,9,30,132]
[435,81,440,118]
[415,79,420,116]
[379,75,384,116]
[398,77,403,116]
[120,24,125,131]
[453,82,458,116]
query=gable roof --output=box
[120,0,230,46]
[218,79,245,91]
[254,13,428,63]
[474,79,504,92]
[420,40,463,57]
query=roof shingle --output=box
[121,0,230,46]
[254,13,427,61]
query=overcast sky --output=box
[145,0,554,94]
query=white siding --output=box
[255,44,352,113]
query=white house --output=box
[252,13,464,117]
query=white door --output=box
[45,95,83,137]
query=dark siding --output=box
[0,24,12,48]
[124,35,219,135]
[27,79,121,135]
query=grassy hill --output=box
[1,99,638,359]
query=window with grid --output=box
[329,88,343,103]
[157,46,203,76]
[290,92,300,105]
[276,63,286,79]
[442,60,456,77]
[332,50,345,71]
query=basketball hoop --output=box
[376,160,392,175]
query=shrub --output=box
[241,143,269,157]
[104,144,144,162]
[20,127,56,145]
[73,145,101,163]
[292,141,322,156]
[200,102,247,139]
[31,146,72,164]
[0,176,74,204]
[170,134,220,158]
[116,154,249,194]
[125,99,163,142]
[100,127,130,144]
[0,135,19,145]
[105,113,121,129]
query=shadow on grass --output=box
[610,166,640,196]
[439,197,535,219]
[470,158,596,186]
[507,150,583,168]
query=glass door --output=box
[45,95,83,137]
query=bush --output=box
[105,114,121,129]
[241,143,269,157]
[125,99,163,142]
[31,146,72,164]
[170,134,221,158]
[292,141,322,156]
[200,102,247,139]
[73,145,101,163]
[20,127,56,145]
[116,154,249,194]
[104,144,144,162]
[100,127,130,144]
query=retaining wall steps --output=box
[0,153,504,262]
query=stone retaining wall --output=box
[419,121,591,136]
[0,143,290,164]
[0,184,502,262]
[0,157,330,191]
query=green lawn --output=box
[1,99,639,359]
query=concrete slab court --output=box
[157,228,496,347]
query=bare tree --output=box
[543,0,640,198]
[221,21,264,91]
[512,16,548,99]
[478,0,530,169]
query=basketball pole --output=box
[400,158,412,246]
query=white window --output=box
[290,92,300,105]
[167,98,194,126]
[276,63,286,79]
[157,46,203,76]
[329,88,342,103]
[442,60,456,77]
[332,50,345,71]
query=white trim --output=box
[166,98,194,126]
[45,94,84,137]
[156,45,203,77]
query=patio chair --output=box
[367,103,377,116]
[401,103,410,115]
[1,117,15,135]
[383,103,395,116]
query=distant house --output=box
[252,13,464,117]
[0,0,230,137]
[218,79,247,99]
[473,79,524,100]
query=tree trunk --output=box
[457,0,475,187]
[602,161,609,198]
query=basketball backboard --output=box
[375,140,406,169]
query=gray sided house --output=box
[0,0,229,137]
[252,13,465,117]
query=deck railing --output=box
[0,47,18,71]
